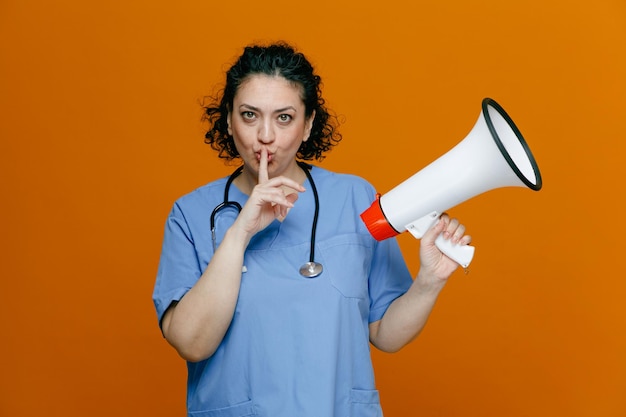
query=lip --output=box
[256,150,274,162]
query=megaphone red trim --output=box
[360,193,400,241]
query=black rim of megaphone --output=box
[482,98,543,191]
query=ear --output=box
[227,110,233,136]
[303,110,316,142]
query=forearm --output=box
[162,226,250,362]
[370,272,446,353]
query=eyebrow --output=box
[238,104,298,113]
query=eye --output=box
[241,111,256,120]
[277,114,292,123]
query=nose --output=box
[257,120,275,144]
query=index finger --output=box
[258,149,269,184]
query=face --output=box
[227,74,314,181]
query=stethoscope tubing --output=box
[210,165,243,252]
[210,162,322,277]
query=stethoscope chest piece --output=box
[299,261,323,278]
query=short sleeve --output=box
[367,237,413,323]
[152,202,203,327]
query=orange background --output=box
[1,0,625,416]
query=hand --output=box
[417,214,472,288]
[234,150,305,240]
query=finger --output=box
[421,213,447,244]
[262,175,306,194]
[275,191,300,221]
[276,189,300,209]
[258,149,269,184]
[274,203,284,219]
[433,213,449,233]
[450,223,466,243]
[440,215,470,244]
[442,215,458,240]
[252,185,295,212]
[459,234,472,245]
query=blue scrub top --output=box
[153,166,413,417]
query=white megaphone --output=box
[360,98,542,268]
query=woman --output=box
[153,42,471,416]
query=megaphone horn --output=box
[360,98,542,268]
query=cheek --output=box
[229,128,247,155]
[231,133,248,154]
[230,123,252,144]
[286,131,306,150]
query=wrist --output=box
[223,225,253,251]
[413,270,447,296]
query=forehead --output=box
[234,74,304,106]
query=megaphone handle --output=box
[406,212,475,268]
[434,234,475,269]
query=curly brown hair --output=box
[202,42,342,161]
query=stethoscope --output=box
[210,161,323,278]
